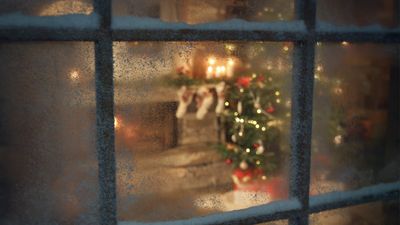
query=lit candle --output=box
[226,58,234,78]
[206,66,213,79]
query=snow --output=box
[113,16,306,32]
[310,181,400,209]
[118,198,301,225]
[317,21,400,32]
[0,12,99,29]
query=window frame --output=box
[0,0,399,225]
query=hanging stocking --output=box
[176,86,194,118]
[215,82,226,114]
[196,86,213,119]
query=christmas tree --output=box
[165,42,291,187]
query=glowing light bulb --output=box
[225,101,229,106]
[255,124,260,129]
[276,98,281,103]
[275,91,280,96]
[341,41,349,46]
[257,109,262,114]
[220,66,226,73]
[261,127,266,131]
[227,58,234,66]
[246,148,251,153]
[70,70,79,80]
[208,57,216,65]
[114,116,121,129]
[283,45,289,52]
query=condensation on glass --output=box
[317,0,397,28]
[0,42,97,224]
[310,201,398,225]
[311,43,399,195]
[113,41,293,222]
[0,0,93,16]
[112,0,294,24]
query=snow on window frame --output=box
[0,0,399,225]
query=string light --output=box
[225,101,229,106]
[69,70,79,81]
[257,109,262,114]
[276,98,281,103]
[246,148,251,153]
[255,124,260,129]
[261,127,266,131]
[341,41,349,46]
[316,65,323,72]
[283,45,289,52]
[275,91,280,96]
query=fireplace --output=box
[115,102,178,152]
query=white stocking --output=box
[176,86,193,118]
[215,82,226,114]
[196,86,213,120]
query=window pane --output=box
[311,43,399,195]
[317,0,397,28]
[114,41,292,221]
[310,201,399,225]
[0,0,93,16]
[0,42,97,224]
[113,0,294,24]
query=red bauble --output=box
[233,168,253,180]
[225,158,233,164]
[266,106,275,113]
[256,75,265,82]
[236,76,252,88]
[253,143,261,149]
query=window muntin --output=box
[0,0,398,225]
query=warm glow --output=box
[227,58,234,66]
[283,45,289,52]
[220,66,226,73]
[275,91,280,96]
[114,116,121,129]
[316,65,323,72]
[207,66,213,73]
[208,57,216,65]
[69,70,79,81]
[341,41,349,46]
